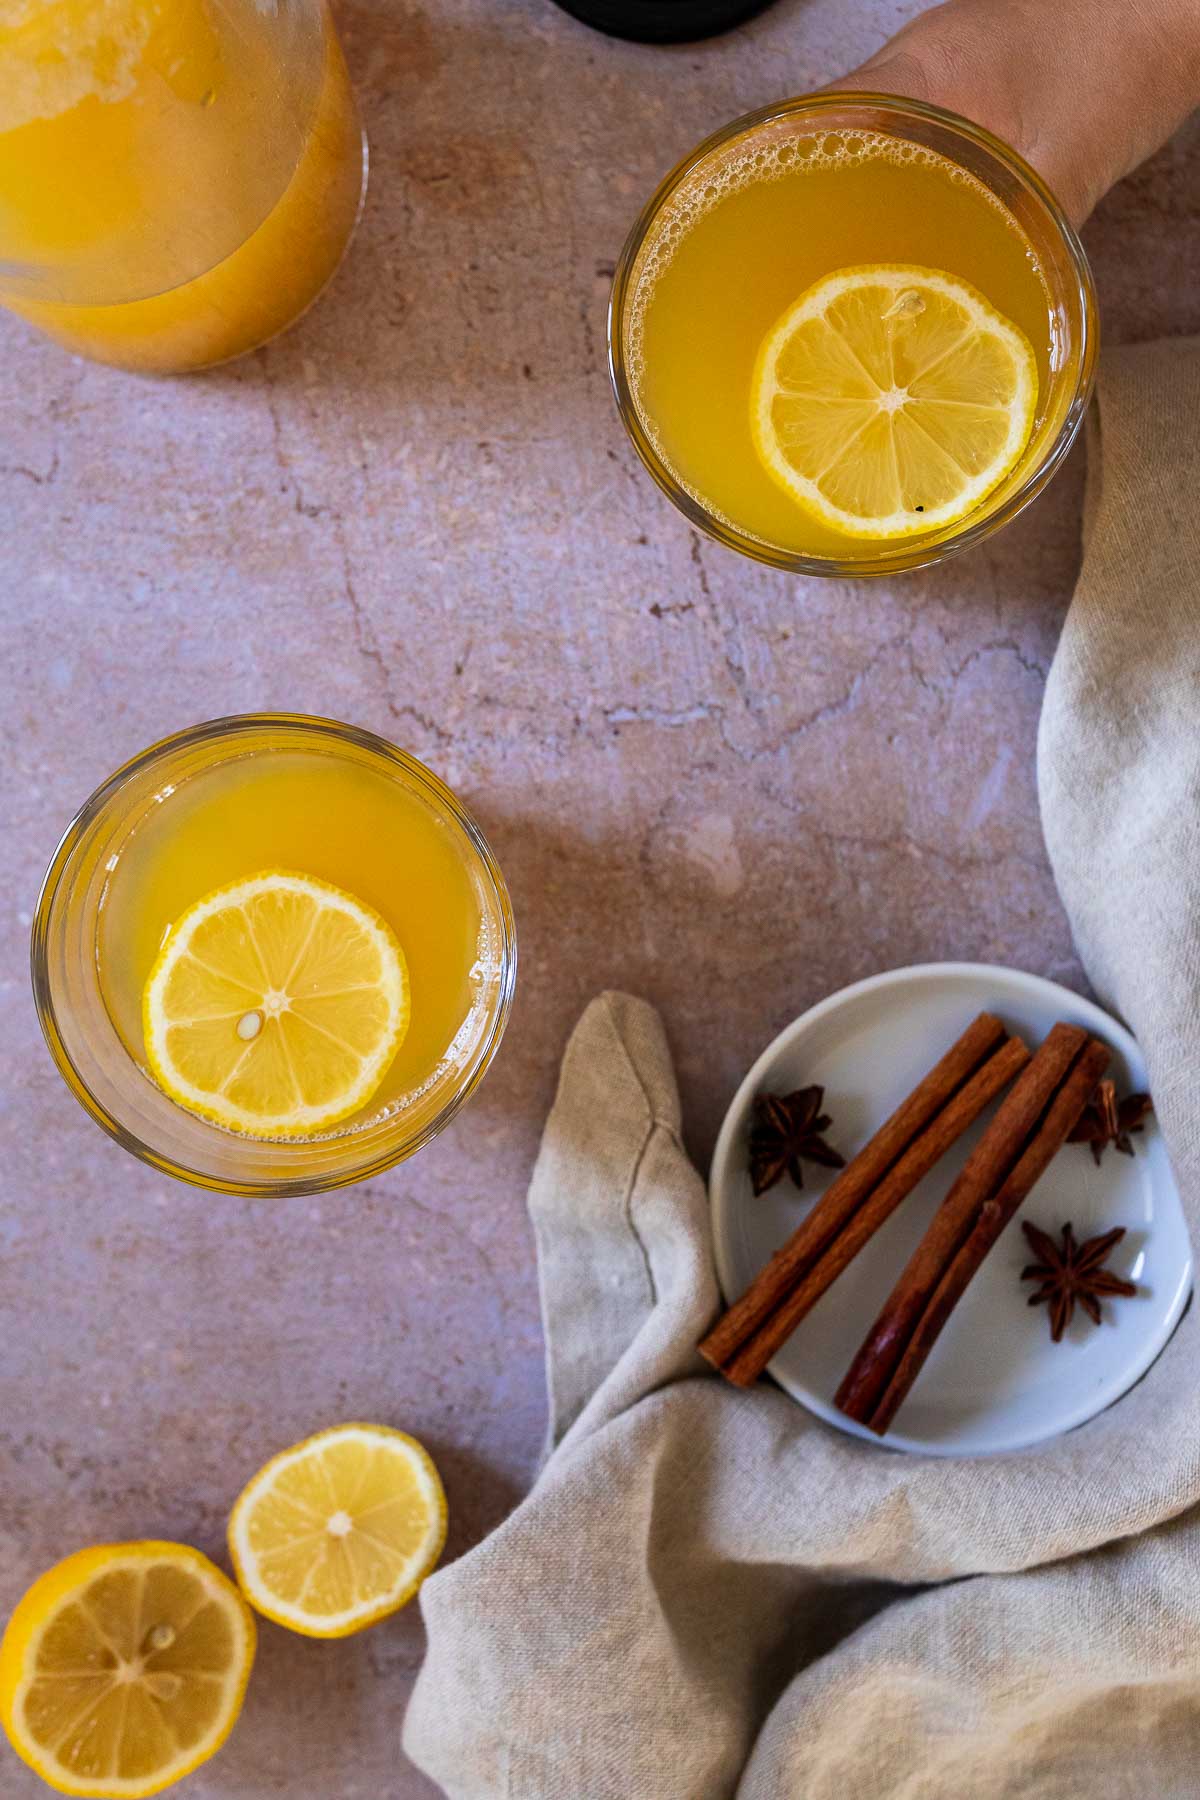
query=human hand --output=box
[834,0,1200,223]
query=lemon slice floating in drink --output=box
[0,1542,255,1798]
[751,263,1038,541]
[228,1424,448,1638]
[143,870,410,1138]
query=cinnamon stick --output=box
[720,1032,1031,1386]
[865,1034,1111,1436]
[699,1012,1007,1375]
[835,1021,1088,1424]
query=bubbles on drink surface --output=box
[624,128,1043,386]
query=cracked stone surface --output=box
[1,1,1197,1794]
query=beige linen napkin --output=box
[405,342,1200,1798]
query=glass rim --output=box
[30,712,518,1197]
[607,89,1099,579]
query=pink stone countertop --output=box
[1,1,1197,1793]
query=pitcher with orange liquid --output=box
[0,0,365,373]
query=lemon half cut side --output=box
[143,870,410,1139]
[751,263,1039,542]
[0,1541,255,1799]
[228,1423,448,1639]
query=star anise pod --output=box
[1020,1219,1138,1342]
[1067,1079,1153,1166]
[748,1086,845,1196]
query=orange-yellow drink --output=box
[611,94,1096,575]
[32,718,516,1195]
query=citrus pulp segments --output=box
[228,1424,448,1639]
[751,263,1038,540]
[0,1542,255,1799]
[143,870,410,1138]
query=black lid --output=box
[550,0,779,43]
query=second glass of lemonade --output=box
[32,717,516,1195]
[0,0,366,373]
[610,93,1097,576]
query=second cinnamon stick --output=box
[835,1021,1088,1424]
[865,1034,1112,1434]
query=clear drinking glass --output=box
[609,92,1098,577]
[32,716,517,1196]
[0,0,367,373]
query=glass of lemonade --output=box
[32,716,516,1195]
[0,0,366,374]
[609,92,1097,576]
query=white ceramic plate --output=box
[710,963,1192,1456]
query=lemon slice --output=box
[143,870,410,1138]
[0,1542,255,1799]
[228,1424,447,1639]
[751,263,1038,540]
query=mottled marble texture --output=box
[1,0,1197,1793]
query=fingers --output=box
[830,2,1088,220]
[829,0,1200,224]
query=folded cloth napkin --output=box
[405,341,1200,1799]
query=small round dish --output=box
[709,963,1192,1455]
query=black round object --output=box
[550,0,779,43]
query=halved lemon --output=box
[751,263,1038,541]
[143,870,410,1138]
[0,1542,255,1799]
[228,1424,447,1639]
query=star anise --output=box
[1067,1079,1153,1166]
[748,1086,845,1196]
[1020,1219,1138,1342]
